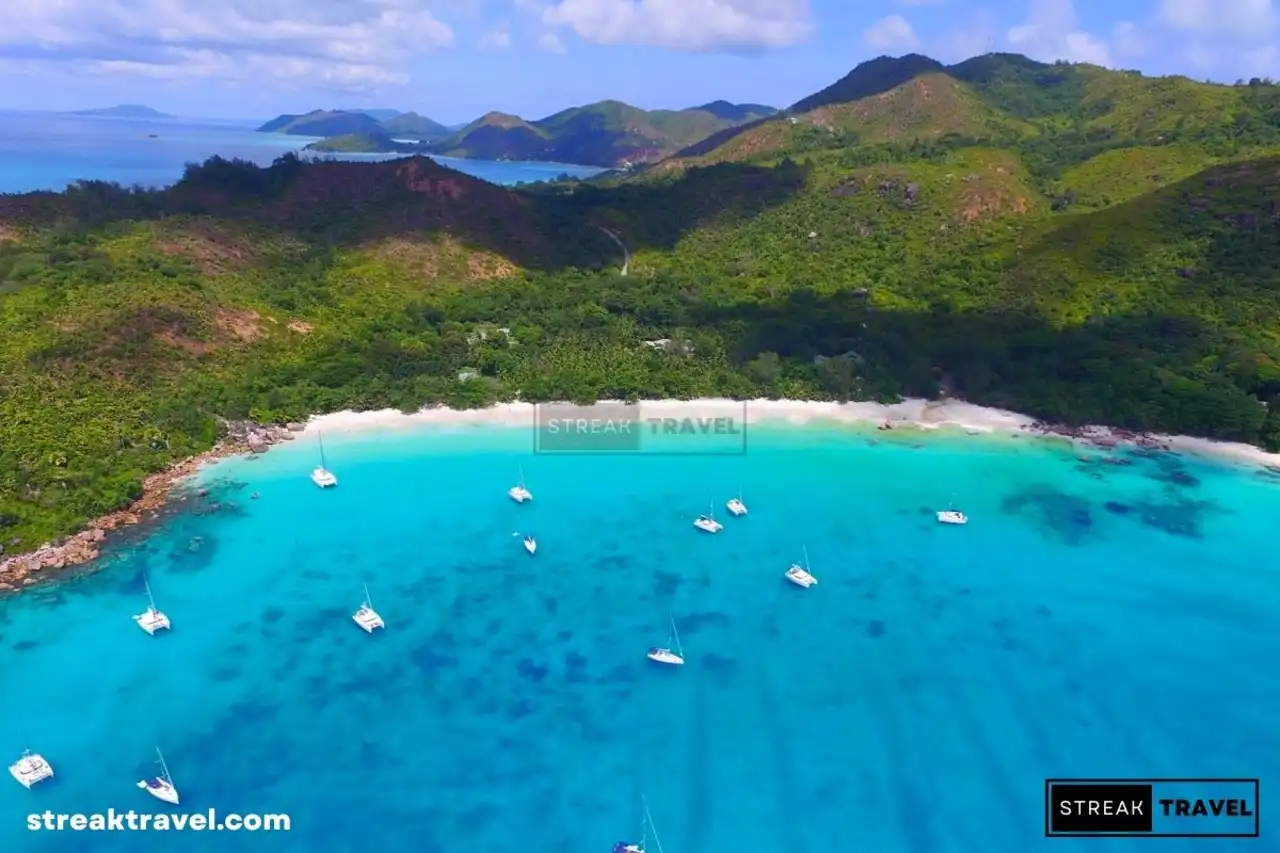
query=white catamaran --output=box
[646,615,685,666]
[726,486,748,517]
[508,465,532,503]
[311,431,337,488]
[353,584,385,633]
[693,501,723,533]
[132,577,171,635]
[136,747,180,805]
[9,750,53,789]
[785,544,818,589]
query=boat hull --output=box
[9,758,53,789]
[693,520,722,533]
[646,649,684,666]
[785,569,817,588]
[524,540,537,554]
[936,511,967,525]
[133,611,171,635]
[137,780,179,805]
[311,468,337,488]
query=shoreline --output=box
[0,420,300,592]
[4,397,1279,590]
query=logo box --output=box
[532,403,749,455]
[1045,778,1260,838]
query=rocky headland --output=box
[0,419,303,592]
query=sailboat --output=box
[613,797,666,853]
[692,500,722,533]
[785,544,818,588]
[726,486,748,517]
[9,750,53,789]
[936,495,967,525]
[353,584,384,632]
[132,577,171,635]
[136,747,180,805]
[508,465,532,503]
[646,614,685,666]
[311,432,338,488]
[523,535,537,555]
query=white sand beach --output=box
[300,397,1280,470]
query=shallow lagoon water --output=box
[0,423,1276,852]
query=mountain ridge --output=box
[259,101,776,167]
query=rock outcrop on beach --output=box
[1024,421,1173,452]
[0,419,295,591]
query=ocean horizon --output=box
[0,111,604,195]
[1,416,1275,851]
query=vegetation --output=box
[428,100,777,167]
[303,131,429,154]
[379,111,451,140]
[257,110,387,138]
[3,52,1280,556]
[260,102,776,167]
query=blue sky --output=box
[0,0,1277,122]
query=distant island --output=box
[303,130,429,154]
[258,101,777,166]
[67,105,173,118]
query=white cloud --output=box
[540,0,812,51]
[480,22,512,48]
[863,15,919,50]
[1110,21,1146,57]
[0,0,454,90]
[1160,0,1276,40]
[537,30,568,52]
[1006,0,1113,65]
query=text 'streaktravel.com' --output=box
[532,402,749,455]
[1045,778,1260,838]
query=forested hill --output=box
[259,101,777,167]
[2,51,1280,556]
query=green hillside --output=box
[257,110,385,136]
[431,100,777,167]
[258,102,774,165]
[303,130,429,154]
[3,52,1280,558]
[379,111,451,140]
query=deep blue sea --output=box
[1,421,1277,852]
[0,111,603,194]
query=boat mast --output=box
[362,583,372,609]
[144,577,157,611]
[318,432,328,469]
[669,615,683,658]
[644,798,666,853]
[155,747,173,787]
[803,544,811,572]
[518,464,525,488]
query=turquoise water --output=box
[0,111,602,194]
[1,422,1277,852]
